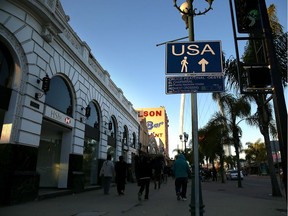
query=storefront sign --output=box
[44,106,74,127]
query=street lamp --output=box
[179,134,183,150]
[184,132,189,151]
[173,1,214,216]
[180,132,189,151]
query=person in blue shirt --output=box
[172,153,191,201]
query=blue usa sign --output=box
[166,41,223,75]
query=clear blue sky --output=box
[61,0,287,157]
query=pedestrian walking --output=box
[172,153,191,201]
[100,154,115,195]
[135,154,152,200]
[212,166,217,181]
[152,156,164,190]
[115,155,127,195]
[163,165,170,184]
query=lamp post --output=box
[179,134,183,150]
[173,1,214,216]
[184,132,189,151]
[180,132,189,151]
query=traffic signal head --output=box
[234,0,261,33]
[246,67,271,88]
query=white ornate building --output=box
[0,0,139,205]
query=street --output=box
[0,175,286,216]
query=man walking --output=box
[135,154,152,200]
[172,153,191,201]
[115,156,127,195]
[100,154,115,194]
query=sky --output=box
[60,0,287,157]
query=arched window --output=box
[0,41,14,136]
[0,41,13,88]
[45,76,73,117]
[131,132,136,148]
[0,42,13,111]
[86,102,100,128]
[122,126,128,145]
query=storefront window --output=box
[86,102,99,128]
[0,42,13,88]
[83,137,98,185]
[0,42,13,137]
[45,76,73,116]
[83,102,101,185]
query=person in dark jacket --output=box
[115,156,127,195]
[172,153,191,201]
[152,157,164,190]
[135,154,152,200]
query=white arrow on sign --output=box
[198,58,209,72]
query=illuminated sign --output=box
[137,107,167,146]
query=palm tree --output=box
[212,92,251,188]
[172,148,193,165]
[224,4,285,196]
[244,139,267,174]
[224,155,237,170]
[199,115,231,183]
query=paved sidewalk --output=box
[0,176,286,216]
[201,176,287,216]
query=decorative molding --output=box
[41,24,56,43]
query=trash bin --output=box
[72,171,84,193]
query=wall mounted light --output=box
[66,105,73,116]
[105,121,112,130]
[79,105,91,122]
[94,121,99,128]
[35,74,51,100]
[81,105,91,118]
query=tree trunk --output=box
[219,153,225,183]
[257,96,282,197]
[262,127,282,196]
[235,143,242,188]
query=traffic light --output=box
[234,0,261,33]
[41,75,50,93]
[246,67,271,88]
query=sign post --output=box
[165,40,224,216]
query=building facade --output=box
[137,107,169,157]
[0,0,139,205]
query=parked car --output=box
[226,169,244,180]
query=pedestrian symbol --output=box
[181,56,188,72]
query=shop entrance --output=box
[37,119,71,188]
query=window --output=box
[45,76,73,116]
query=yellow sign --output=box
[137,107,167,147]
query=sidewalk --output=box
[0,176,286,216]
[201,176,287,216]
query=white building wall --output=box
[0,0,139,162]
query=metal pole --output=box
[259,0,287,197]
[187,1,203,215]
[180,94,185,150]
